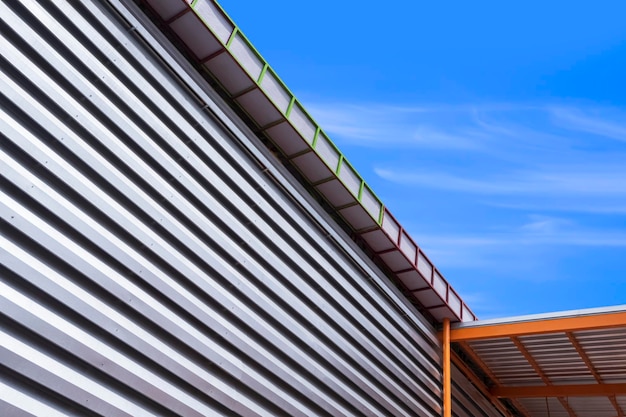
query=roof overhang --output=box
[136,0,476,323]
[447,305,626,417]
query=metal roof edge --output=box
[452,304,626,329]
[138,0,476,323]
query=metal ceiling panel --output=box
[290,151,334,181]
[203,52,254,94]
[170,11,223,58]
[574,328,626,383]
[144,0,187,20]
[397,270,430,291]
[315,179,355,207]
[338,205,378,231]
[567,397,616,417]
[360,229,395,252]
[413,289,445,309]
[235,88,283,127]
[265,122,311,156]
[518,398,569,417]
[429,307,460,323]
[617,396,626,412]
[379,250,413,272]
[468,338,552,386]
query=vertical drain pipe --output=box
[443,318,452,417]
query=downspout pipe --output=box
[443,318,451,417]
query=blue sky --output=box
[219,0,626,318]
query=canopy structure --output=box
[447,306,626,417]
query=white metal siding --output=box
[0,1,504,416]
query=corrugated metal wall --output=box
[0,1,504,416]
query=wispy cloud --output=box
[551,106,626,141]
[486,201,626,214]
[375,165,626,196]
[306,98,626,297]
[307,99,626,152]
[306,102,486,150]
[414,215,626,277]
[519,215,573,235]
[419,230,626,250]
[304,100,626,215]
[308,101,626,170]
[515,214,626,246]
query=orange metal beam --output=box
[491,383,626,398]
[449,311,626,341]
[443,318,451,417]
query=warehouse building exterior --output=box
[1,1,624,416]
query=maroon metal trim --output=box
[425,303,447,309]
[284,148,313,160]
[310,177,337,187]
[164,7,191,25]
[375,248,399,256]
[199,48,227,64]
[334,202,360,211]
[411,287,436,294]
[394,267,417,274]
[231,85,258,99]
[354,225,382,234]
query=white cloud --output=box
[305,101,486,150]
[303,98,626,291]
[485,200,626,214]
[359,101,626,217]
[413,230,626,283]
[551,107,626,141]
[519,215,573,235]
[405,211,626,284]
[306,99,626,155]
[416,220,626,262]
[375,165,626,196]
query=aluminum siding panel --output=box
[0,1,504,416]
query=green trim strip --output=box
[311,127,321,148]
[257,63,269,84]
[335,155,344,175]
[285,96,296,118]
[190,0,199,7]
[357,181,365,201]
[225,27,238,47]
